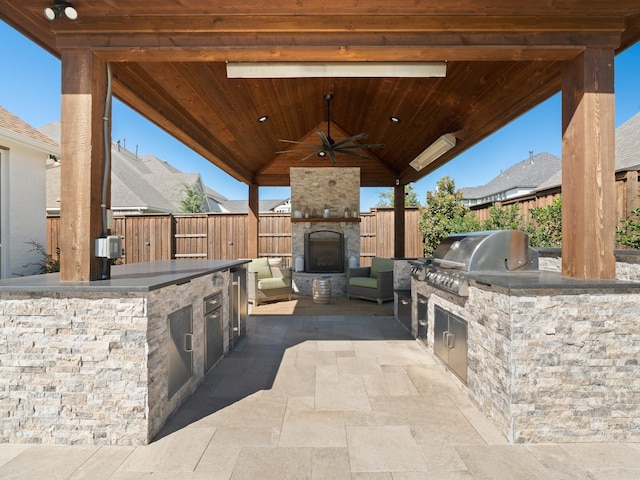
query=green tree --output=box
[419,176,481,256]
[179,182,206,213]
[376,184,421,207]
[483,202,524,231]
[525,197,562,247]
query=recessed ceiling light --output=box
[317,151,327,157]
[257,115,269,123]
[389,116,401,123]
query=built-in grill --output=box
[417,230,539,297]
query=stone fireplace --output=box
[290,167,360,296]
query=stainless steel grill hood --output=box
[422,230,539,296]
[432,230,538,272]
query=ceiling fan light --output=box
[317,151,327,157]
[410,133,457,171]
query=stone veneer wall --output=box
[537,249,640,281]
[290,167,360,296]
[290,167,360,219]
[414,277,640,443]
[145,271,229,440]
[0,271,228,445]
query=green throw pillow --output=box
[248,258,272,279]
[370,257,393,278]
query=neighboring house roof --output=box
[0,106,59,152]
[221,199,289,214]
[41,121,228,214]
[536,111,640,192]
[616,111,640,171]
[461,152,562,202]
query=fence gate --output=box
[174,215,208,259]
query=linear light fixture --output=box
[410,133,457,171]
[226,61,447,78]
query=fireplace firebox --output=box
[304,230,344,273]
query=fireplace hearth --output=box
[305,230,344,273]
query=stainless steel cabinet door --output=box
[205,307,223,372]
[447,315,468,384]
[433,306,448,365]
[168,305,193,398]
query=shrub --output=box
[525,197,562,247]
[23,240,60,274]
[617,207,640,249]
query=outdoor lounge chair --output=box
[346,257,394,304]
[247,257,292,306]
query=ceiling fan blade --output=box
[316,130,333,149]
[332,132,369,147]
[278,139,321,147]
[328,149,339,164]
[276,148,321,154]
[334,149,372,158]
[339,143,385,149]
[299,151,324,162]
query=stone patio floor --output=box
[1,307,639,479]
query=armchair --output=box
[247,257,292,306]
[347,257,394,304]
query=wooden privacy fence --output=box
[46,208,424,267]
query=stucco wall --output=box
[0,142,47,278]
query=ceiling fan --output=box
[277,93,384,164]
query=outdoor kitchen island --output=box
[0,259,248,445]
[412,260,640,444]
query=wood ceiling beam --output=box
[91,46,589,63]
[55,31,622,49]
[54,32,622,63]
[50,15,625,34]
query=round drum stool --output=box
[312,277,331,304]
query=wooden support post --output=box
[247,184,259,258]
[394,183,405,258]
[561,48,616,279]
[59,50,110,281]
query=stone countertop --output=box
[470,269,640,292]
[0,259,249,293]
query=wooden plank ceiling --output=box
[1,1,639,188]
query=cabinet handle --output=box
[442,331,448,346]
[446,332,455,349]
[184,333,193,352]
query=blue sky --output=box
[2,21,639,210]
